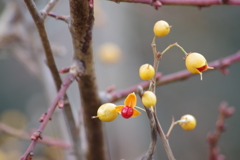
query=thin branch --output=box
[207,102,235,160]
[47,12,70,23]
[137,87,157,160]
[143,109,158,160]
[41,0,59,19]
[108,51,240,103]
[23,1,82,159]
[150,36,176,160]
[154,114,175,160]
[20,73,79,160]
[109,0,240,8]
[24,0,61,92]
[0,122,71,149]
[69,0,108,160]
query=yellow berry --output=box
[141,91,157,107]
[139,64,155,81]
[99,43,121,64]
[185,52,214,80]
[153,20,170,37]
[95,103,118,122]
[179,114,196,131]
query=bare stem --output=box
[161,42,188,56]
[149,35,158,92]
[207,102,235,160]
[166,118,186,139]
[142,108,158,160]
[20,74,76,160]
[137,86,157,160]
[47,12,70,23]
[135,106,146,112]
[0,122,71,149]
[166,117,175,139]
[154,114,176,160]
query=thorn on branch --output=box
[219,59,230,75]
[157,51,162,60]
[216,120,225,132]
[26,152,34,160]
[39,112,52,122]
[152,0,162,10]
[58,98,65,109]
[31,131,42,140]
[57,98,70,109]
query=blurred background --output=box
[0,0,240,160]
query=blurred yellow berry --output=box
[139,64,155,80]
[179,114,196,131]
[0,150,7,160]
[99,43,121,64]
[185,52,214,80]
[141,91,157,107]
[93,103,118,122]
[153,20,171,37]
[0,110,27,129]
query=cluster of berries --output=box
[154,20,213,80]
[92,20,214,132]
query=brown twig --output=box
[137,87,157,160]
[0,122,71,149]
[68,0,108,160]
[150,36,176,160]
[23,0,61,88]
[154,114,175,160]
[108,51,240,103]
[23,0,82,159]
[109,0,240,8]
[207,102,235,160]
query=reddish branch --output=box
[109,0,240,8]
[20,74,76,160]
[47,12,70,23]
[207,102,235,160]
[109,51,240,103]
[23,0,82,159]
[0,122,71,149]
